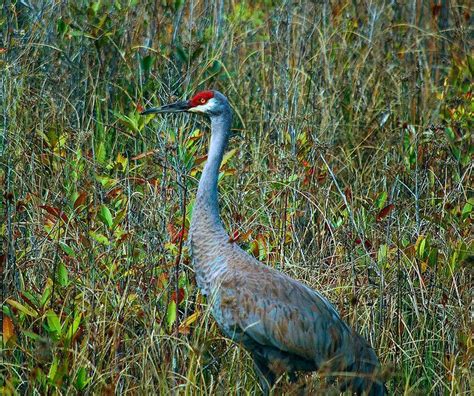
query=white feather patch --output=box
[189,98,218,114]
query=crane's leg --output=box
[252,355,275,395]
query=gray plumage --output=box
[142,90,386,395]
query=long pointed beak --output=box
[140,100,190,115]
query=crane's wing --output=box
[211,247,357,371]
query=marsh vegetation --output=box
[1,1,472,394]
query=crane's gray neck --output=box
[190,108,232,292]
[193,110,232,235]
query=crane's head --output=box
[141,90,230,118]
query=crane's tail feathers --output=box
[340,336,386,395]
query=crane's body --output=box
[142,90,385,395]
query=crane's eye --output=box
[200,98,206,104]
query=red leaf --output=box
[344,186,352,201]
[39,205,69,223]
[317,172,327,183]
[129,177,159,189]
[239,229,252,243]
[148,178,159,188]
[129,177,147,185]
[131,149,159,161]
[431,4,442,18]
[193,155,208,166]
[117,233,131,244]
[106,187,122,199]
[16,200,27,213]
[171,228,186,243]
[167,222,176,238]
[171,288,185,304]
[228,230,240,243]
[354,237,373,251]
[74,191,87,209]
[167,223,187,243]
[376,204,395,222]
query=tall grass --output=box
[1,1,472,394]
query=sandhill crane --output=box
[142,90,386,395]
